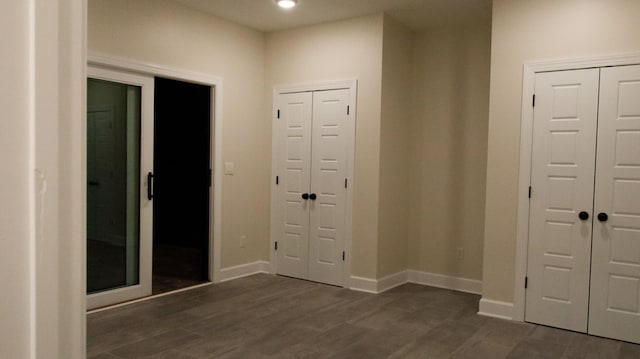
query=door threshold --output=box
[87,281,213,314]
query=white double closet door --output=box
[526,65,640,343]
[274,89,351,287]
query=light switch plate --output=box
[224,161,234,175]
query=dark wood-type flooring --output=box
[87,274,640,358]
[153,243,207,295]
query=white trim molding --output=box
[219,261,271,282]
[478,298,514,321]
[349,276,379,294]
[408,270,482,295]
[274,79,359,94]
[87,51,225,284]
[350,270,482,295]
[377,271,410,292]
[87,282,213,314]
[27,0,87,356]
[514,52,640,322]
[91,261,269,313]
[88,52,223,86]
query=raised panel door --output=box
[308,89,349,286]
[276,92,313,280]
[589,65,640,343]
[526,68,600,331]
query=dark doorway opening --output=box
[153,77,211,294]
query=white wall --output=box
[265,14,385,279]
[409,21,491,281]
[86,0,493,299]
[88,0,268,269]
[0,1,32,357]
[377,15,413,278]
[484,0,640,303]
[265,13,493,282]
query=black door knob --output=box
[309,193,317,200]
[578,211,589,221]
[301,193,309,200]
[597,213,608,222]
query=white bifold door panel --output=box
[527,65,640,344]
[526,68,600,332]
[308,90,349,285]
[276,92,313,280]
[589,65,640,343]
[275,89,350,287]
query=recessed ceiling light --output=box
[277,0,298,9]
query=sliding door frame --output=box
[87,52,224,289]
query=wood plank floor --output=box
[87,274,640,358]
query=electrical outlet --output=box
[240,235,246,248]
[456,247,464,259]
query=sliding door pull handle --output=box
[147,172,154,200]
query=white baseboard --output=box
[349,272,407,294]
[219,261,270,282]
[350,270,483,296]
[407,270,482,295]
[377,271,409,292]
[478,298,514,320]
[349,275,379,293]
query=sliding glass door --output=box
[86,66,154,310]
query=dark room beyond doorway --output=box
[153,77,211,294]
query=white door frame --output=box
[270,80,357,287]
[513,52,640,321]
[88,52,225,285]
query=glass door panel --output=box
[87,78,140,293]
[87,66,154,310]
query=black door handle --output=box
[88,180,100,186]
[301,193,309,200]
[309,193,317,200]
[147,172,154,200]
[597,213,608,222]
[578,211,589,221]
